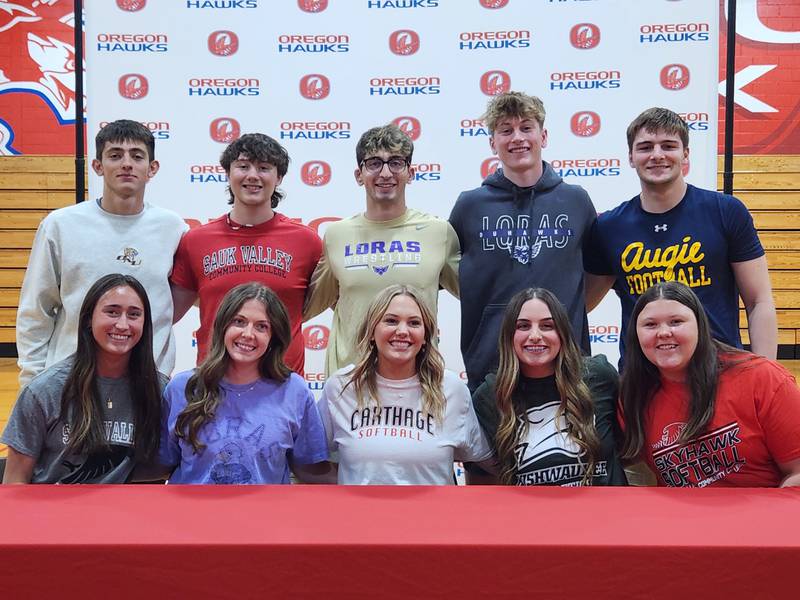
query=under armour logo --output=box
[654,224,668,232]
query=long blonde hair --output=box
[494,288,600,485]
[343,285,446,422]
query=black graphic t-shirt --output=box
[472,355,627,486]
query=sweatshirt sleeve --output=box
[16,218,62,387]
[439,221,460,299]
[471,377,499,449]
[585,355,628,486]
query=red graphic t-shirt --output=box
[642,355,800,487]
[171,213,322,374]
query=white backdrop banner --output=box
[86,0,719,391]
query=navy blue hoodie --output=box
[449,163,596,391]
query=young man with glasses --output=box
[449,92,597,394]
[304,124,459,375]
[170,133,322,375]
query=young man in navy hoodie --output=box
[449,92,597,393]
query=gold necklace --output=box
[105,379,125,409]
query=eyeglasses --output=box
[360,156,409,174]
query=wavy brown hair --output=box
[61,273,161,462]
[620,281,749,460]
[220,133,289,207]
[176,283,292,453]
[343,284,446,422]
[494,288,601,485]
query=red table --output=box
[1,486,797,599]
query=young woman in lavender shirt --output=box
[159,282,329,484]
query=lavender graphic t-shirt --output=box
[159,370,328,484]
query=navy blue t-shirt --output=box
[585,185,764,362]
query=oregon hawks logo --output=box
[570,111,601,137]
[301,161,332,186]
[389,30,420,55]
[117,0,146,11]
[392,116,421,141]
[481,157,501,179]
[303,325,330,350]
[300,74,330,99]
[118,74,148,99]
[208,31,238,56]
[209,118,241,143]
[480,70,510,96]
[661,64,690,90]
[570,23,600,49]
[298,0,328,12]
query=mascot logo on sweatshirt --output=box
[116,247,142,267]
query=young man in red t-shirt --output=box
[171,134,322,374]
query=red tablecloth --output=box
[1,486,797,599]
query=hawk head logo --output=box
[480,70,511,96]
[570,23,601,50]
[299,74,330,100]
